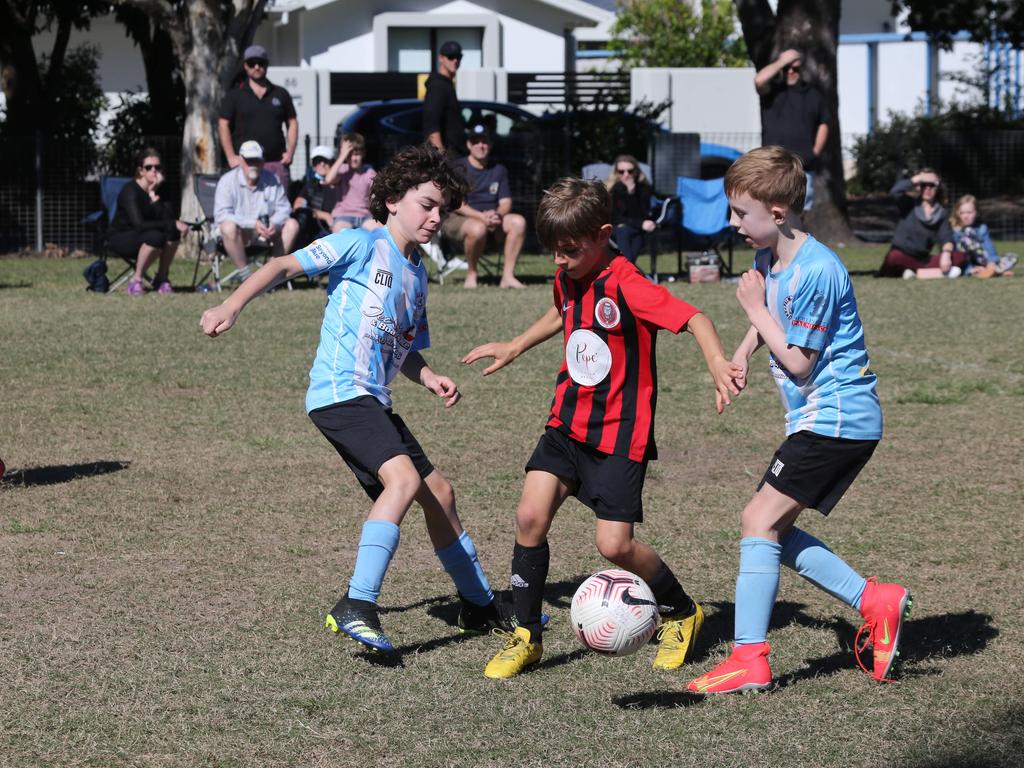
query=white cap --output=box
[310,144,336,162]
[238,140,264,160]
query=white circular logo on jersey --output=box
[489,181,500,196]
[595,297,621,329]
[566,329,612,386]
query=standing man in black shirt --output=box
[219,44,298,190]
[423,40,466,156]
[755,48,829,210]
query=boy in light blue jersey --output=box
[687,147,912,694]
[200,144,517,655]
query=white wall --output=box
[838,44,869,135]
[631,67,760,143]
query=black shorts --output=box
[309,396,434,500]
[109,227,179,259]
[758,431,878,515]
[525,427,647,523]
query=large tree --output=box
[610,0,748,68]
[112,0,267,224]
[0,0,108,137]
[734,0,853,243]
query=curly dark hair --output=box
[369,143,467,224]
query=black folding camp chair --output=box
[82,176,146,293]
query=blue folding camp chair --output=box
[81,176,141,293]
[674,176,735,276]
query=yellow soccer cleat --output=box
[652,602,704,670]
[483,627,542,679]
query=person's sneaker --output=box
[325,596,395,654]
[996,252,1018,274]
[855,578,912,682]
[483,626,542,679]
[902,269,916,280]
[652,602,704,670]
[687,642,772,694]
[458,593,519,635]
[946,265,962,279]
[127,278,144,296]
[153,277,174,294]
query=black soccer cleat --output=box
[457,592,519,635]
[325,596,395,653]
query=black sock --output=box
[511,541,549,641]
[648,561,695,617]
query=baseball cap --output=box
[439,40,463,59]
[243,45,269,63]
[238,140,264,160]
[466,123,492,143]
[310,144,336,162]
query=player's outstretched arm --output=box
[736,269,818,379]
[683,312,742,414]
[731,324,764,392]
[402,351,460,408]
[462,305,562,375]
[199,254,304,337]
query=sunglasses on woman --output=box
[616,167,635,175]
[143,163,162,171]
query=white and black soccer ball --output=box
[570,569,659,656]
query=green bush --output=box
[850,106,1024,196]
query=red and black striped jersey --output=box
[547,256,700,462]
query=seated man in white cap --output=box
[291,143,340,248]
[213,140,299,278]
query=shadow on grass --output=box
[612,690,707,709]
[772,608,998,689]
[0,460,130,487]
[0,281,32,290]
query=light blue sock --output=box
[780,527,867,610]
[347,520,400,604]
[435,530,494,607]
[735,537,782,645]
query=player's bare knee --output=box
[595,531,633,565]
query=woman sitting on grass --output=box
[877,168,965,279]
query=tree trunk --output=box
[734,0,858,245]
[0,1,45,136]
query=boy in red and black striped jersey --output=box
[464,178,741,679]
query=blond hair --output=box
[536,177,611,251]
[605,155,648,190]
[950,194,977,229]
[724,145,806,212]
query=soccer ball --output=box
[570,569,659,656]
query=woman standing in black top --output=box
[606,154,655,264]
[109,147,187,295]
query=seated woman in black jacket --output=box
[878,167,966,279]
[606,154,655,264]
[109,147,187,295]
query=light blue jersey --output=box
[294,228,429,412]
[754,235,882,440]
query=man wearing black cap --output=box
[443,124,525,289]
[218,44,298,189]
[423,40,466,155]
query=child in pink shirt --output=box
[327,132,381,231]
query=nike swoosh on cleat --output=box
[881,618,890,645]
[694,669,747,692]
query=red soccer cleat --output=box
[855,577,912,682]
[687,641,772,694]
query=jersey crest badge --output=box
[595,297,621,329]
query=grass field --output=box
[2,245,1023,768]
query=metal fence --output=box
[2,128,1023,255]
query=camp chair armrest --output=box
[81,210,104,227]
[650,195,681,227]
